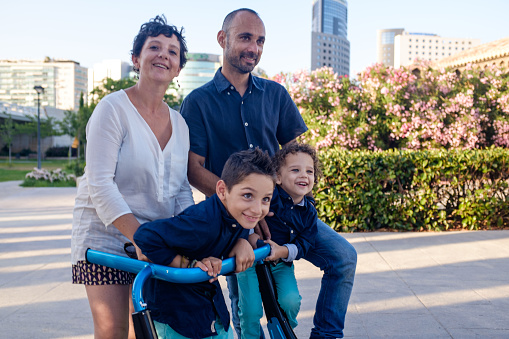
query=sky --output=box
[2,0,509,78]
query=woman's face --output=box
[132,34,182,84]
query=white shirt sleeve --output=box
[85,97,132,226]
[83,91,195,226]
[174,176,195,215]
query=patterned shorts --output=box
[72,260,134,285]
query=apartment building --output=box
[0,58,87,111]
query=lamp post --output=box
[34,86,44,169]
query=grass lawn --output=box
[0,159,74,182]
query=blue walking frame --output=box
[85,245,295,339]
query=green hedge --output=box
[315,148,509,232]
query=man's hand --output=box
[254,212,274,240]
[195,257,222,283]
[248,233,260,249]
[228,238,255,273]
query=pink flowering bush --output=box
[271,63,509,231]
[273,62,509,150]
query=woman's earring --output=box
[176,79,181,88]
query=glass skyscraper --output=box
[175,53,221,99]
[311,0,350,76]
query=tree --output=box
[76,93,92,160]
[15,115,57,139]
[164,81,183,109]
[0,113,17,164]
[89,77,137,105]
[90,77,182,109]
[57,110,79,162]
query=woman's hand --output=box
[264,239,289,262]
[195,257,222,283]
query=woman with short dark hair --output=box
[71,15,193,338]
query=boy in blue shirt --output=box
[134,148,276,339]
[237,143,322,338]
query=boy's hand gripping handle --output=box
[85,245,271,312]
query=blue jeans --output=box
[227,274,264,338]
[237,263,301,338]
[154,318,233,339]
[228,220,357,338]
[306,219,357,338]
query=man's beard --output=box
[225,46,258,74]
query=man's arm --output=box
[187,151,220,198]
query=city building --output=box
[311,0,350,76]
[377,29,481,68]
[377,28,405,68]
[174,53,221,98]
[433,36,509,72]
[0,58,87,111]
[88,59,132,95]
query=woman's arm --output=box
[86,98,132,227]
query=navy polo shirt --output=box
[181,68,308,177]
[268,185,317,261]
[134,194,249,338]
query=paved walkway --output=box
[0,181,508,338]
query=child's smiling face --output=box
[277,152,315,204]
[218,173,274,229]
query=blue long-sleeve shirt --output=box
[181,68,307,179]
[133,194,249,338]
[267,185,317,262]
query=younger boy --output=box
[237,143,323,338]
[133,148,276,339]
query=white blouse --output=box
[71,90,194,263]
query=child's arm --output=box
[290,206,318,261]
[228,238,255,273]
[194,257,222,283]
[264,239,290,261]
[134,217,202,267]
[269,203,319,263]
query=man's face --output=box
[223,12,265,74]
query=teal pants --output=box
[154,318,233,339]
[237,262,302,339]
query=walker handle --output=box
[85,245,271,312]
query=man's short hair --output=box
[221,147,276,190]
[222,8,260,33]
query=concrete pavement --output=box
[1,180,508,338]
